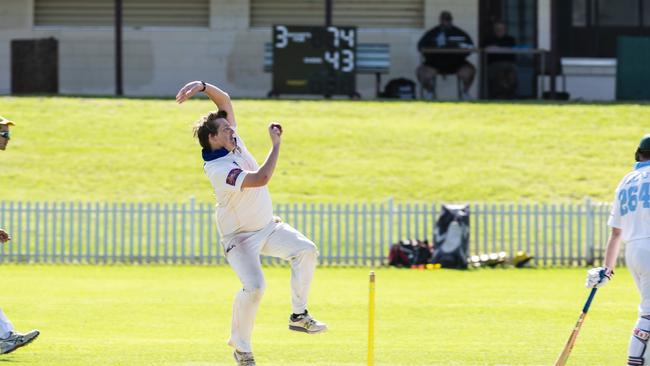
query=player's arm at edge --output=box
[585,227,620,288]
[585,189,623,288]
[241,124,282,189]
[603,227,623,270]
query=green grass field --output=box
[0,97,644,365]
[0,96,648,203]
[0,265,639,365]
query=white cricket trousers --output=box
[223,220,319,353]
[0,308,14,339]
[626,238,650,315]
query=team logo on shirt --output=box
[226,168,243,186]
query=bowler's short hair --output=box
[193,110,228,150]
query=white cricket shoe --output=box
[233,350,256,366]
[288,311,327,334]
[0,330,40,354]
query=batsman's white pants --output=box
[0,308,15,339]
[626,239,650,365]
[224,221,318,353]
[626,239,650,316]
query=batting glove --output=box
[585,267,614,288]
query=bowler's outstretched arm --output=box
[175,81,237,128]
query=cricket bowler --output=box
[585,134,650,366]
[0,116,40,355]
[176,81,327,366]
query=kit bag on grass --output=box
[379,78,416,99]
[431,205,470,269]
[388,239,431,267]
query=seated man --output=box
[416,11,476,100]
[483,20,518,99]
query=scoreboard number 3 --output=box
[275,25,289,48]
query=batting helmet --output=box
[635,134,650,162]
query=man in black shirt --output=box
[416,11,476,99]
[482,21,518,99]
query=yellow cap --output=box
[0,116,14,126]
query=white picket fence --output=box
[0,198,615,266]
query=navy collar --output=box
[635,161,650,170]
[202,148,230,162]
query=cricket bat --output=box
[553,287,598,366]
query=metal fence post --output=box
[190,196,196,264]
[387,197,394,247]
[17,201,22,262]
[146,203,151,263]
[585,197,595,265]
[25,202,31,263]
[35,202,41,263]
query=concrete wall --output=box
[0,0,33,94]
[0,0,480,99]
[537,0,550,50]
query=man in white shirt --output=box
[176,81,327,366]
[586,134,650,366]
[0,116,40,355]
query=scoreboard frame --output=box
[271,25,357,97]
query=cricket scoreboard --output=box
[272,25,357,97]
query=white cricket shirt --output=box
[203,133,273,237]
[608,164,650,243]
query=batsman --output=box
[585,134,650,366]
[176,81,327,366]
